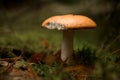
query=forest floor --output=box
[0,31,120,80]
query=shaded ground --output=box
[0,46,95,80]
[0,40,120,80]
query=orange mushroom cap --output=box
[42,14,96,30]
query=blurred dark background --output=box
[0,0,120,51]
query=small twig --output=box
[27,65,41,80]
[105,34,120,51]
[0,57,21,62]
[111,49,120,54]
[3,50,24,72]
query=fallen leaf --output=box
[76,74,88,80]
[63,65,94,80]
[63,65,94,74]
[40,38,49,49]
[0,67,40,80]
[54,49,63,63]
[29,52,45,63]
[44,54,56,65]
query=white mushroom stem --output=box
[61,30,74,62]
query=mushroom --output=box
[42,14,96,64]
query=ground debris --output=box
[0,46,96,80]
[0,58,40,80]
[62,65,94,80]
[0,67,40,80]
